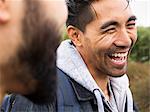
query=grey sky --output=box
[130,0,150,27]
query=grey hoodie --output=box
[57,39,134,112]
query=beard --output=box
[0,0,60,104]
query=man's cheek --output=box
[0,38,24,89]
[0,37,23,64]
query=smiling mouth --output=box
[108,52,128,65]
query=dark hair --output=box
[66,0,96,32]
[66,0,130,32]
[21,0,60,104]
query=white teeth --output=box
[111,52,128,57]
[110,52,128,63]
[111,58,126,63]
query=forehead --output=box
[37,0,67,26]
[91,0,133,22]
[39,0,66,12]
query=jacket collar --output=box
[69,77,97,103]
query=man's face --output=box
[0,0,67,95]
[78,0,137,77]
[0,0,67,65]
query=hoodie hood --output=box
[57,39,133,112]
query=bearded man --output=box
[0,0,67,107]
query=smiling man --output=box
[56,0,138,111]
[0,0,67,111]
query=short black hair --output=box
[66,0,130,32]
[66,0,96,32]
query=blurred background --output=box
[129,0,150,111]
[63,0,150,111]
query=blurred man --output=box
[0,0,67,108]
[56,0,138,111]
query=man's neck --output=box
[90,68,110,100]
[95,75,110,100]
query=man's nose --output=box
[114,29,132,48]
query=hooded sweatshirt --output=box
[57,39,133,112]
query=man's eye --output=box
[104,28,115,33]
[127,23,136,26]
[127,22,136,29]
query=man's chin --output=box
[110,73,125,78]
[108,69,127,77]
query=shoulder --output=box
[57,68,74,97]
[1,94,55,112]
[56,68,78,97]
[57,68,70,84]
[56,68,81,112]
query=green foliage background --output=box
[62,27,150,111]
[130,27,150,62]
[129,27,150,112]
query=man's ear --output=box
[67,25,82,47]
[0,0,10,24]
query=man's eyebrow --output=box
[100,21,118,29]
[127,15,137,22]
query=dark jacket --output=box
[0,68,138,112]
